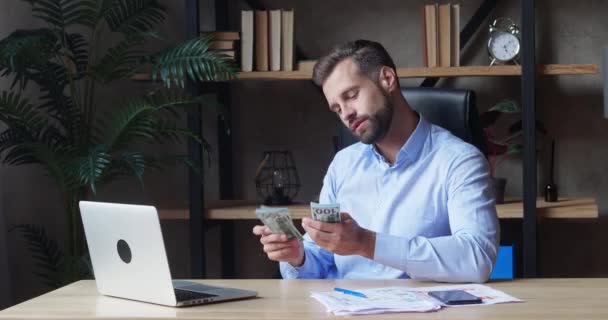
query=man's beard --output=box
[353,96,394,145]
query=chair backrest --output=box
[337,87,486,155]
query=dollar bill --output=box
[255,207,303,240]
[310,202,341,223]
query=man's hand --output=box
[302,213,376,259]
[252,225,305,267]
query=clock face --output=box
[489,32,520,62]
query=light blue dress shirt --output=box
[280,115,500,283]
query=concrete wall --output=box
[1,0,608,306]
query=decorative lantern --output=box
[254,151,301,205]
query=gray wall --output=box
[2,0,608,306]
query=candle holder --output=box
[254,151,301,205]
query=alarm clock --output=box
[487,18,521,66]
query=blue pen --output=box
[334,287,368,298]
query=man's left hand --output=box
[302,213,376,259]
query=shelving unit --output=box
[237,64,598,80]
[132,64,598,81]
[158,197,599,220]
[179,0,600,279]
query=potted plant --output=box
[480,100,547,203]
[1,0,237,288]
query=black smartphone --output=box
[428,290,482,305]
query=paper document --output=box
[311,284,522,316]
[311,287,440,316]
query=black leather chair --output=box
[337,87,486,156]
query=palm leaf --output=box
[0,91,50,140]
[65,32,89,79]
[151,35,238,88]
[77,145,111,194]
[104,0,166,34]
[100,93,208,150]
[10,224,65,288]
[0,28,60,89]
[91,31,159,83]
[145,154,204,176]
[25,0,98,29]
[97,151,146,186]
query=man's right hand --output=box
[252,225,304,267]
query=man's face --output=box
[322,59,393,144]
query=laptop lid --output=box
[80,201,177,306]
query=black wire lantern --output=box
[254,151,301,205]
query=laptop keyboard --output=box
[174,288,218,302]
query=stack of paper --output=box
[311,284,522,316]
[311,287,441,316]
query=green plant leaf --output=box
[507,144,523,155]
[151,35,238,88]
[25,0,99,29]
[488,99,520,113]
[77,145,111,194]
[104,0,166,35]
[10,224,66,288]
[0,28,60,89]
[100,92,210,150]
[91,31,159,83]
[98,151,146,186]
[145,154,205,176]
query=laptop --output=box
[79,201,257,307]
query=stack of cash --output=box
[255,207,303,240]
[310,202,341,223]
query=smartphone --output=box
[428,290,482,305]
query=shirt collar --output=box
[369,113,430,167]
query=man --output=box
[252,40,499,283]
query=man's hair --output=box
[312,40,397,87]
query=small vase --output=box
[492,177,507,204]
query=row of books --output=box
[422,3,460,67]
[241,9,294,72]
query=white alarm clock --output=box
[487,18,521,65]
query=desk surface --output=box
[1,279,607,319]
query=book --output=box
[218,50,236,59]
[424,4,438,67]
[209,40,235,50]
[202,31,240,41]
[281,9,294,71]
[297,60,317,72]
[438,4,451,67]
[255,10,269,71]
[241,10,254,71]
[268,9,282,71]
[451,4,460,66]
[421,5,427,67]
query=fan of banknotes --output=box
[255,203,341,240]
[255,207,303,240]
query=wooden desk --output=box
[1,279,607,319]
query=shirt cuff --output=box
[279,249,317,279]
[374,233,410,271]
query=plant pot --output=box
[492,177,507,204]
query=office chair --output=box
[336,87,486,155]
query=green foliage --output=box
[2,0,237,288]
[153,35,239,87]
[10,224,93,288]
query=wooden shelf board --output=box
[158,197,598,220]
[132,64,598,82]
